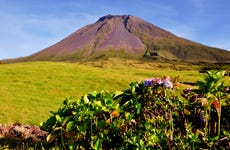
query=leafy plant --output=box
[40,71,230,149]
[181,70,230,149]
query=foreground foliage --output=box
[41,70,230,149]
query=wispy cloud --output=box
[0,9,97,59]
[166,24,197,40]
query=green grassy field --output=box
[0,58,228,125]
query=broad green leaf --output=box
[144,122,151,130]
[66,121,75,132]
[69,145,76,150]
[105,99,112,105]
[93,139,102,150]
[55,114,62,123]
[101,106,108,111]
[135,103,141,114]
[149,134,159,143]
[125,112,133,121]
[88,91,97,99]
[113,91,123,99]
[88,111,95,118]
[78,122,88,135]
[131,85,136,95]
[95,101,102,107]
[62,116,72,126]
[83,95,89,104]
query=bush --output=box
[41,71,230,149]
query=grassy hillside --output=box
[0,58,229,125]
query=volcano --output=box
[5,14,230,62]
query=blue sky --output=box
[0,0,230,59]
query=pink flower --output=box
[151,78,163,85]
[163,80,173,88]
[144,76,173,88]
[162,76,173,88]
[162,76,170,82]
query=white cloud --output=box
[167,24,196,40]
[0,10,98,59]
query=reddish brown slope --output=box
[95,15,144,53]
[26,15,145,61]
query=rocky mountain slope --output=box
[4,14,230,62]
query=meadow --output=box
[0,58,228,125]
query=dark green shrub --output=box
[41,72,230,149]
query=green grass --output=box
[0,58,228,125]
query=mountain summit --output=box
[6,14,230,62]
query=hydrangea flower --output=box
[200,115,206,125]
[163,80,173,88]
[151,78,163,85]
[144,79,153,86]
[162,76,170,82]
[144,76,173,88]
[200,110,206,125]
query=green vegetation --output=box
[40,71,229,149]
[0,59,229,149]
[0,58,229,125]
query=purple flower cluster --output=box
[144,76,173,88]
